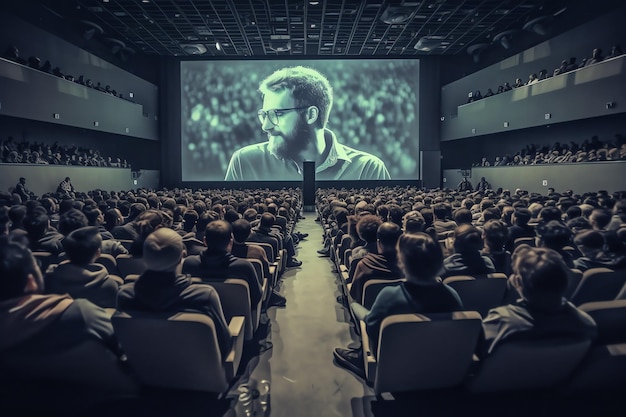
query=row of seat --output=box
[360,299,626,395]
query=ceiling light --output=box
[309,1,320,5]
[215,41,221,51]
[414,36,446,52]
[493,30,517,49]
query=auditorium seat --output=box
[443,273,508,317]
[570,268,626,306]
[0,339,138,396]
[193,278,258,341]
[360,278,406,310]
[112,311,244,393]
[95,253,120,276]
[467,336,591,392]
[360,312,482,395]
[115,254,146,278]
[564,299,626,391]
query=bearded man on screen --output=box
[225,66,390,181]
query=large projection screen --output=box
[181,59,420,182]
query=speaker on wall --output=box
[303,161,315,211]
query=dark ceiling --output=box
[20,0,623,61]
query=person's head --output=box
[356,214,383,244]
[203,220,233,252]
[23,210,51,241]
[62,226,102,265]
[452,208,473,225]
[19,177,26,185]
[396,232,443,282]
[402,210,425,234]
[588,208,612,230]
[104,208,124,230]
[257,66,332,160]
[452,224,484,254]
[573,230,605,258]
[259,212,276,230]
[0,235,43,301]
[58,208,89,236]
[536,220,572,250]
[512,208,531,227]
[482,219,509,252]
[510,245,569,307]
[376,222,402,254]
[231,218,252,243]
[142,228,185,273]
[64,177,71,182]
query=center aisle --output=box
[239,215,375,417]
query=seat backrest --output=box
[0,338,136,394]
[361,278,406,309]
[570,268,626,306]
[112,311,228,393]
[443,274,508,317]
[578,299,626,345]
[248,242,275,262]
[195,278,256,341]
[374,312,482,394]
[514,237,536,249]
[467,337,591,392]
[617,281,626,300]
[115,254,146,278]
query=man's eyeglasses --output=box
[257,107,309,126]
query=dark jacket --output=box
[45,263,120,308]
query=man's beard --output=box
[268,116,311,161]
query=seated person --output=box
[182,220,263,308]
[349,222,404,303]
[585,48,604,66]
[535,220,578,268]
[333,232,463,379]
[573,230,626,272]
[442,224,496,278]
[117,228,232,357]
[23,208,64,256]
[0,235,119,356]
[44,226,120,308]
[481,219,512,276]
[479,245,597,357]
[348,214,383,281]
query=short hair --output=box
[453,208,473,225]
[377,222,402,252]
[453,224,484,254]
[573,230,605,250]
[539,206,563,223]
[483,219,509,251]
[259,212,275,229]
[397,232,443,281]
[513,208,531,226]
[537,220,572,249]
[23,211,50,241]
[243,208,258,222]
[58,208,89,236]
[223,209,240,224]
[62,226,102,265]
[512,246,569,301]
[356,214,383,243]
[259,66,333,129]
[482,207,501,222]
[232,219,252,243]
[433,203,448,220]
[0,236,39,301]
[589,208,612,229]
[403,210,425,234]
[204,220,232,251]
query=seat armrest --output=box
[225,316,245,380]
[109,274,124,285]
[340,265,348,273]
[360,320,377,384]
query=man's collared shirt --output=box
[225,129,390,181]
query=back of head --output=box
[573,230,605,251]
[376,222,402,253]
[453,224,484,254]
[259,212,275,229]
[539,206,563,223]
[204,220,233,251]
[23,210,50,241]
[511,245,569,306]
[333,207,349,226]
[143,228,184,272]
[223,209,240,224]
[483,219,509,250]
[403,210,425,234]
[62,226,102,265]
[513,208,532,226]
[537,220,572,250]
[357,214,383,243]
[0,235,39,301]
[589,208,612,229]
[397,232,443,281]
[433,203,447,220]
[231,219,251,243]
[453,208,472,225]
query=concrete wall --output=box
[443,161,626,195]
